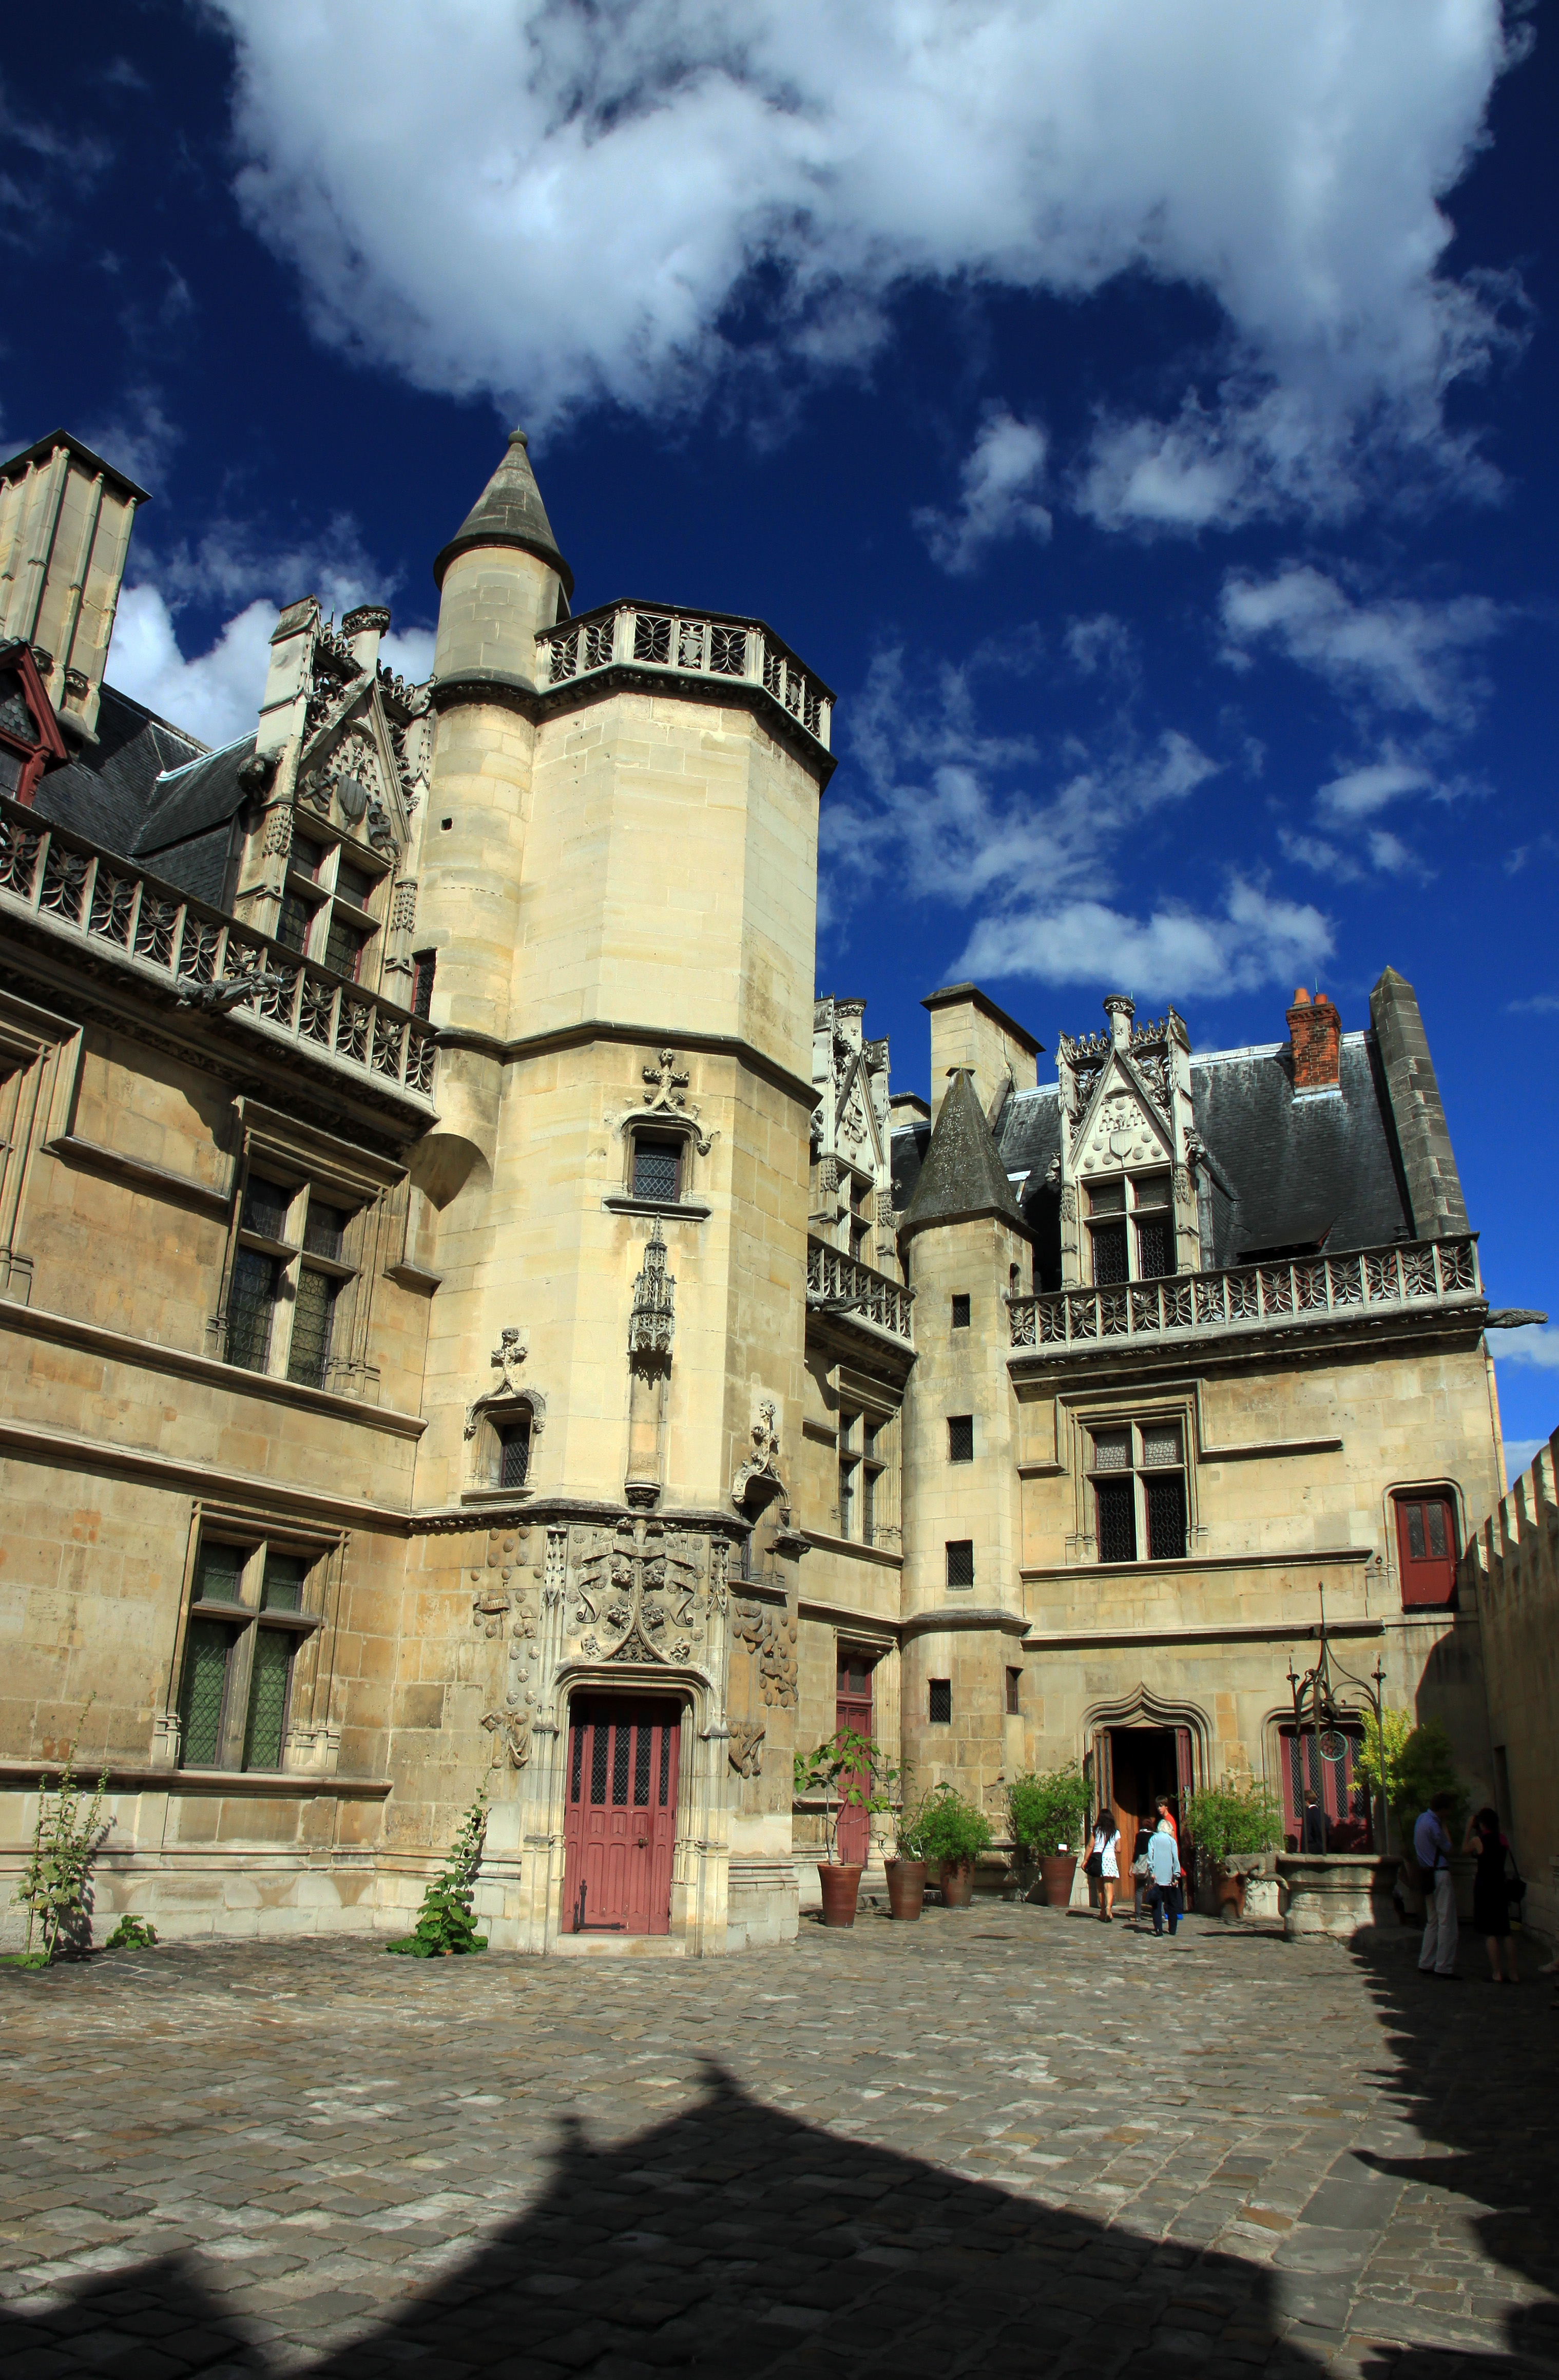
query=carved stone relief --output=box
[568,1514,714,1666]
[732,1399,785,1509]
[471,1525,540,1767]
[731,1598,799,1708]
[728,1720,766,1777]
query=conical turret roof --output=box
[899,1068,1025,1242]
[432,428,573,598]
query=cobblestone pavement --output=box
[2,1903,1556,2379]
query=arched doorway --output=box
[561,1694,683,1935]
[1083,1687,1209,1900]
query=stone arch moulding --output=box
[1078,1683,1212,1785]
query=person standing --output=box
[1088,1810,1121,1922]
[1145,1817,1183,1938]
[1300,1791,1328,1853]
[1414,1789,1460,1980]
[1463,1806,1519,1984]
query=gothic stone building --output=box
[0,427,1508,1951]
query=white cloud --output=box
[82,386,183,493]
[915,413,1051,575]
[1220,564,1500,722]
[1503,1436,1547,1486]
[1507,994,1559,1015]
[1316,755,1435,824]
[1065,614,1137,679]
[209,0,1522,519]
[110,513,436,748]
[1498,1326,1559,1372]
[823,644,1332,999]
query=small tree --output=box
[11,1713,108,1966]
[917,1783,994,1870]
[388,1791,490,1956]
[796,1727,900,1864]
[1008,1766,1090,1859]
[1182,1784,1282,1864]
[1392,1719,1465,1833]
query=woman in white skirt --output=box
[1088,1809,1121,1921]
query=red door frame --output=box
[835,1649,874,1866]
[561,1695,681,1934]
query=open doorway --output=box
[1091,1724,1195,1902]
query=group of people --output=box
[1413,1792,1549,1984]
[1086,1797,1185,1936]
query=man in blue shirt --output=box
[1145,1818,1183,1937]
[1414,1791,1460,1979]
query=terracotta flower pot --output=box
[1214,1864,1247,1923]
[885,1858,926,1921]
[1038,1854,1077,1909]
[818,1862,863,1927]
[939,1858,976,1908]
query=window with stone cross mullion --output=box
[1087,1417,1187,1563]
[227,1170,358,1388]
[1084,1171,1176,1287]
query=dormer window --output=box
[275,830,387,988]
[1086,1172,1174,1285]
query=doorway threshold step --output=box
[551,1933,688,1957]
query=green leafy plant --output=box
[917,1782,995,1870]
[1007,1765,1090,1859]
[1391,1718,1465,1833]
[105,1915,159,1951]
[11,1710,107,1965]
[1182,1783,1282,1863]
[892,1785,932,1862]
[388,1791,490,1956]
[796,1727,900,1864]
[1353,1709,1414,1820]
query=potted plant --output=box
[1182,1782,1282,1919]
[796,1726,898,1927]
[917,1782,994,1908]
[886,1786,929,1921]
[1008,1765,1090,1908]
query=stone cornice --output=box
[434,1015,817,1110]
[0,1759,391,1798]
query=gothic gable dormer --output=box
[811,995,893,1263]
[1056,994,1199,1287]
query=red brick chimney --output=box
[1286,987,1341,1091]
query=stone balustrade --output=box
[0,796,437,1105]
[537,603,832,750]
[806,1236,915,1344]
[1008,1235,1483,1351]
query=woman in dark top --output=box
[1464,1805,1519,1983]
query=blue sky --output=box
[4,3,1556,1474]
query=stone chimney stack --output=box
[341,603,390,676]
[1287,987,1341,1092]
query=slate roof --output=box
[899,1068,1025,1241]
[893,1029,1416,1286]
[433,429,574,599]
[35,683,206,855]
[129,737,255,861]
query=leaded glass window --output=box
[946,1539,974,1588]
[1087,1416,1189,1565]
[243,1629,292,1769]
[1145,1473,1187,1560]
[631,1133,681,1201]
[498,1417,531,1488]
[948,1415,974,1463]
[929,1678,952,1724]
[1095,1478,1137,1563]
[286,1268,337,1389]
[178,1620,232,1766]
[323,913,365,981]
[261,1552,307,1611]
[226,1247,278,1371]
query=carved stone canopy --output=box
[628,1221,676,1360]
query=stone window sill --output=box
[602,1194,711,1221]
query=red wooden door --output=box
[562,1697,680,1934]
[835,1651,873,1867]
[1395,1493,1458,1607]
[1278,1724,1368,1849]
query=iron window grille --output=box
[948,1414,974,1463]
[946,1539,975,1589]
[1085,1172,1176,1287]
[176,1537,322,1772]
[410,949,436,1019]
[929,1678,952,1724]
[951,1292,971,1329]
[497,1415,532,1490]
[1087,1419,1189,1563]
[631,1131,682,1203]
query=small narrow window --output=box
[948,1414,974,1463]
[303,1202,347,1262]
[497,1415,532,1489]
[1091,1219,1128,1284]
[195,1540,245,1607]
[1095,1478,1137,1563]
[929,1678,952,1724]
[276,888,315,954]
[1145,1472,1187,1560]
[261,1552,308,1612]
[323,913,367,981]
[411,950,436,1019]
[286,1267,339,1389]
[951,1292,970,1329]
[632,1132,682,1202]
[291,834,325,880]
[243,1628,293,1770]
[226,1246,279,1371]
[241,1176,292,1242]
[1006,1667,1022,1716]
[335,857,375,910]
[946,1539,974,1589]
[178,1620,234,1767]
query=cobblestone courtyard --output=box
[2,1905,1555,2379]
